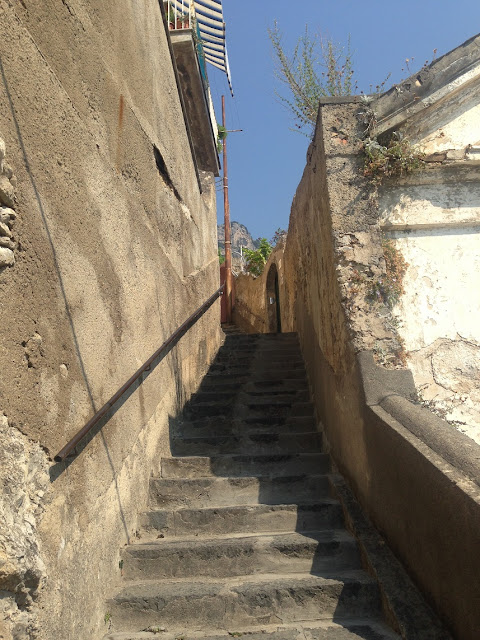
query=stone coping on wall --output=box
[358,351,480,487]
[372,33,480,135]
[329,473,453,640]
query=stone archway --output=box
[266,263,282,333]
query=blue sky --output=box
[208,1,480,242]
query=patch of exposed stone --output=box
[0,137,17,270]
[334,228,406,369]
[415,337,480,445]
[0,414,49,639]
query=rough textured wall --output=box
[372,39,480,441]
[283,100,480,640]
[0,1,221,638]
[380,170,480,439]
[234,97,480,640]
[233,243,285,334]
[379,175,480,440]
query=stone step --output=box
[209,358,305,378]
[149,474,330,509]
[213,356,303,367]
[215,342,302,353]
[183,400,314,420]
[122,530,361,581]
[204,369,308,384]
[188,389,310,404]
[160,453,330,479]
[172,416,318,438]
[184,393,311,413]
[221,332,298,343]
[106,329,404,640]
[170,431,322,456]
[199,378,309,393]
[213,354,304,366]
[104,619,401,640]
[107,571,382,632]
[139,500,344,538]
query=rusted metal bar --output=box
[54,285,224,463]
[222,95,232,322]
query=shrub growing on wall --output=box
[243,238,273,276]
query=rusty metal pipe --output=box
[222,95,232,323]
[54,285,224,463]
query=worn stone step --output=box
[122,530,361,581]
[208,365,306,377]
[161,453,331,479]
[216,350,303,362]
[214,358,304,369]
[242,413,315,425]
[204,369,308,384]
[213,356,303,367]
[172,416,318,438]
[216,342,302,353]
[183,401,314,421]
[170,431,322,456]
[108,571,381,631]
[149,474,330,509]
[139,500,344,538]
[199,378,309,393]
[185,392,310,412]
[188,389,310,404]
[221,332,298,343]
[247,389,309,400]
[183,396,313,419]
[210,352,303,365]
[104,619,401,640]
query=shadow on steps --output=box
[105,330,404,640]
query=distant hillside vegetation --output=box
[218,221,260,268]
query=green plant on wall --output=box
[272,227,287,245]
[217,124,228,153]
[164,4,189,27]
[367,238,408,308]
[268,22,356,138]
[243,238,273,277]
[348,238,408,310]
[363,132,425,183]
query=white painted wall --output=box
[380,170,480,443]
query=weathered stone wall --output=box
[0,137,17,267]
[378,168,480,441]
[0,2,221,638]
[233,96,480,639]
[233,243,286,334]
[372,38,480,440]
[283,99,480,640]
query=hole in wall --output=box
[153,144,182,202]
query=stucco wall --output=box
[233,243,286,334]
[373,38,480,441]
[0,2,221,639]
[379,170,480,441]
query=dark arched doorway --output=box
[266,263,282,333]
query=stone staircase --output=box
[104,332,401,640]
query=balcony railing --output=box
[164,0,195,31]
[163,0,219,175]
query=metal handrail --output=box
[54,285,224,462]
